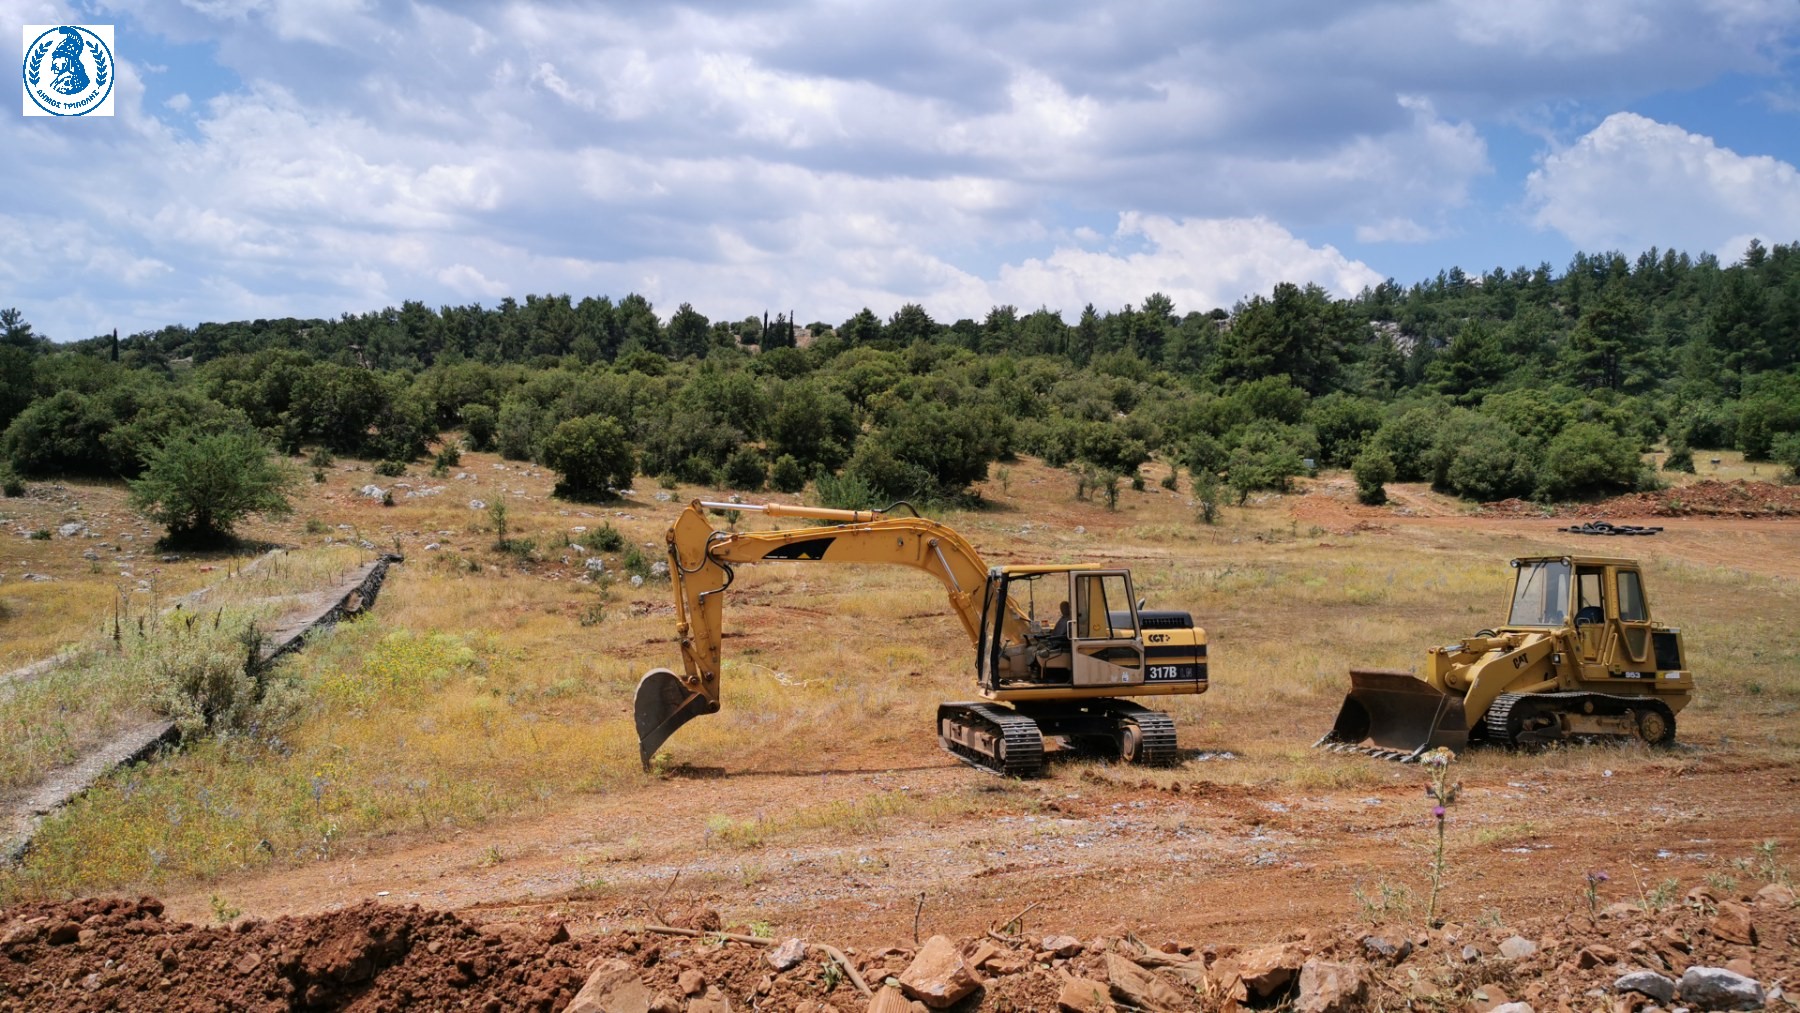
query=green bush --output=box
[1226,422,1306,503]
[434,443,462,469]
[578,522,625,552]
[770,453,807,494]
[127,429,297,545]
[1182,432,1229,477]
[543,415,636,501]
[1773,432,1800,482]
[1662,439,1696,473]
[815,471,881,510]
[1352,447,1395,505]
[374,460,407,477]
[1537,422,1642,500]
[1374,406,1442,482]
[723,447,768,491]
[0,466,22,497]
[460,403,497,452]
[1441,428,1537,501]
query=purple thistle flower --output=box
[1587,870,1609,884]
[1433,805,1446,817]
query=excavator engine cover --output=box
[633,668,715,769]
[1317,668,1470,760]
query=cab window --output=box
[1575,567,1606,625]
[1616,570,1646,622]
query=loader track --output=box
[1487,692,1678,747]
[937,702,1045,778]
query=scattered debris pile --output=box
[1557,521,1663,537]
[1,881,1794,1011]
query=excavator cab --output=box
[978,568,1147,690]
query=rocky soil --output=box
[3,880,1793,1011]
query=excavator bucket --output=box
[1314,669,1470,761]
[633,668,713,770]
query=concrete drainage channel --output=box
[0,553,403,865]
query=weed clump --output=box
[123,609,301,740]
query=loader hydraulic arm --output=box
[633,500,1009,766]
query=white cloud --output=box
[1525,112,1800,257]
[987,214,1382,318]
[10,2,1800,341]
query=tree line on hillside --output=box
[1,240,1798,541]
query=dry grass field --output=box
[2,448,1797,947]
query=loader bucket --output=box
[1315,669,1470,760]
[633,668,714,770]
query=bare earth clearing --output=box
[2,454,1797,1010]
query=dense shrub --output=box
[542,415,636,501]
[1352,447,1395,505]
[1440,428,1537,501]
[1226,422,1307,503]
[723,447,767,491]
[770,453,807,493]
[1772,432,1800,482]
[1374,405,1443,482]
[1662,438,1696,473]
[1537,422,1643,500]
[460,403,497,451]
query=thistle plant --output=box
[1421,746,1460,926]
[1584,870,1609,916]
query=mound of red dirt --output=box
[7,881,1798,1012]
[1484,480,1800,519]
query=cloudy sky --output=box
[6,1,1800,343]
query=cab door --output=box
[1611,566,1654,674]
[1070,571,1144,687]
[1574,565,1612,671]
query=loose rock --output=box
[766,938,807,972]
[1057,975,1114,1012]
[1677,967,1765,1011]
[1104,952,1185,1013]
[897,935,979,1009]
[1707,902,1756,946]
[1296,959,1367,1013]
[1498,936,1538,960]
[568,958,652,1013]
[1615,970,1677,1004]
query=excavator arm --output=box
[633,500,1008,767]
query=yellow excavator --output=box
[1317,555,1694,760]
[633,500,1209,777]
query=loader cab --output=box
[1507,556,1663,672]
[978,567,1144,688]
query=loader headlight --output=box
[1550,653,1562,665]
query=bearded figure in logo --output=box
[49,28,89,95]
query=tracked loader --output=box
[633,500,1208,777]
[1317,555,1694,761]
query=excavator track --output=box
[1487,692,1677,747]
[937,702,1045,778]
[1093,700,1179,767]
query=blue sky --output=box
[6,0,1800,342]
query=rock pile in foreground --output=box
[1,881,1793,1011]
